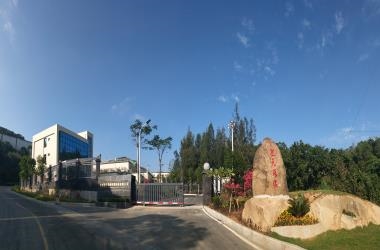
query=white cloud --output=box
[264,66,275,76]
[218,95,228,103]
[324,122,380,148]
[250,44,279,80]
[231,94,240,103]
[233,61,243,71]
[0,0,17,44]
[269,45,279,65]
[362,0,380,18]
[334,11,345,34]
[325,127,355,146]
[241,17,255,33]
[316,31,333,50]
[3,21,14,41]
[111,97,134,116]
[304,0,313,9]
[358,53,369,62]
[11,0,18,8]
[297,32,304,49]
[302,19,311,29]
[217,94,240,103]
[373,38,380,47]
[236,32,250,48]
[285,2,295,17]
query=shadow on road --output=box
[97,214,209,249]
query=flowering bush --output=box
[274,210,318,226]
[243,169,253,196]
[223,181,243,196]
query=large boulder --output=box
[242,195,289,232]
[271,193,380,239]
[310,194,380,230]
[252,138,288,196]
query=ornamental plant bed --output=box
[209,169,254,227]
[275,193,318,226]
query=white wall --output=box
[100,161,132,172]
[32,125,58,167]
[0,133,31,151]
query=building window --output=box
[58,131,90,161]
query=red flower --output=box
[243,169,253,191]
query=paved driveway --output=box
[0,186,255,250]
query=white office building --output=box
[32,124,93,168]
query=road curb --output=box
[11,190,79,214]
[202,206,305,250]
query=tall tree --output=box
[168,150,182,182]
[36,155,46,184]
[179,130,198,183]
[19,155,35,188]
[199,123,215,166]
[130,119,156,181]
[147,135,173,182]
[229,103,257,178]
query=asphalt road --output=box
[0,186,255,250]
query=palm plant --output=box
[287,194,310,218]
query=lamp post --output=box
[228,120,236,171]
[137,119,151,184]
[203,162,212,205]
[228,120,236,152]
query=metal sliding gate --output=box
[136,183,184,206]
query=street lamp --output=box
[203,162,212,205]
[203,162,210,171]
[137,119,151,184]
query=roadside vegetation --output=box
[0,138,30,186]
[12,186,93,203]
[271,223,380,250]
[170,103,380,206]
[169,103,380,248]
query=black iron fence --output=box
[183,183,202,194]
[136,183,184,205]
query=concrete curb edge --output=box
[202,206,305,250]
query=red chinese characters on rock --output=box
[269,148,278,189]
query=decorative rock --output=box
[271,193,380,239]
[309,194,380,231]
[242,196,289,232]
[252,138,288,196]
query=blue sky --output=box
[1,0,380,172]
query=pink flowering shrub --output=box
[243,169,253,197]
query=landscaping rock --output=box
[252,138,288,196]
[271,193,380,239]
[310,194,380,230]
[242,195,289,232]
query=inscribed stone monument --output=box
[252,138,288,196]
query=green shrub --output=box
[212,195,222,208]
[287,194,310,218]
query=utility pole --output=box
[137,119,151,184]
[228,120,236,152]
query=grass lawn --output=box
[271,223,380,250]
[289,189,351,196]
